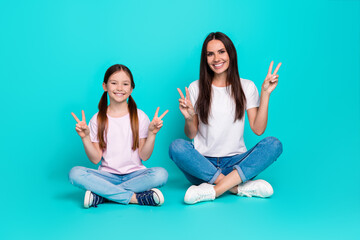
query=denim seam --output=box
[232,141,261,182]
[209,169,221,184]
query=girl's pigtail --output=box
[128,95,139,150]
[97,91,108,151]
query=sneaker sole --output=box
[151,188,164,206]
[84,190,92,208]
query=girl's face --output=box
[206,39,230,75]
[103,70,133,104]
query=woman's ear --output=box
[102,82,107,92]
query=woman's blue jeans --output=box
[68,167,168,204]
[169,137,282,185]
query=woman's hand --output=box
[177,87,195,120]
[148,107,168,135]
[262,61,282,94]
[71,110,90,139]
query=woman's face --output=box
[206,39,230,75]
[103,70,133,104]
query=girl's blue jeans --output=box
[68,166,168,204]
[169,137,282,185]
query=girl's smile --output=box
[103,70,133,104]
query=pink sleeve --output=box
[89,114,99,143]
[139,110,150,139]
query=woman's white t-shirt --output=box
[188,78,260,157]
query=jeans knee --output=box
[150,167,168,187]
[68,166,85,184]
[169,139,190,160]
[264,136,283,156]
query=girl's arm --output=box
[177,87,198,139]
[71,110,102,164]
[139,107,168,161]
[247,61,282,135]
[81,136,102,164]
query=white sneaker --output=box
[237,180,274,198]
[184,183,216,204]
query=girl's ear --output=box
[102,82,107,92]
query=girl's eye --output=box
[111,83,116,85]
[219,50,226,54]
[207,52,213,56]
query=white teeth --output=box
[214,63,224,67]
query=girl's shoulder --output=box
[89,112,99,125]
[137,109,150,122]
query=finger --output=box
[75,127,82,132]
[273,62,282,75]
[82,110,86,122]
[156,123,163,129]
[159,110,169,120]
[185,87,190,100]
[154,107,160,118]
[177,88,185,99]
[267,61,274,75]
[71,112,81,123]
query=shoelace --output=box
[238,189,263,198]
[92,193,105,208]
[136,190,158,206]
[195,188,215,201]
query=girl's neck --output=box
[107,101,129,118]
[212,71,228,87]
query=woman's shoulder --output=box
[189,80,199,89]
[240,78,257,90]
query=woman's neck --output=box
[212,71,228,87]
[107,101,129,117]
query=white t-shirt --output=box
[188,78,260,157]
[89,109,150,175]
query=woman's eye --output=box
[219,50,225,54]
[207,53,213,56]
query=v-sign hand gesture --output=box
[262,61,282,94]
[148,107,169,135]
[177,87,195,120]
[71,110,90,139]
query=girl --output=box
[69,64,169,208]
[169,32,283,204]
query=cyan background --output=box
[1,0,359,239]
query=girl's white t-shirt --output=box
[188,78,260,157]
[89,109,150,175]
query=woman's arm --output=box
[139,107,168,161]
[71,110,102,164]
[247,61,282,136]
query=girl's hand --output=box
[148,107,169,135]
[177,87,195,120]
[71,110,90,139]
[262,61,282,94]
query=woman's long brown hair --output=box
[197,32,246,124]
[97,64,139,151]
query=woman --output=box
[169,32,283,204]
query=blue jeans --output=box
[68,166,168,204]
[169,137,282,185]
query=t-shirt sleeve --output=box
[245,80,260,110]
[188,81,198,112]
[89,114,99,143]
[139,111,150,139]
